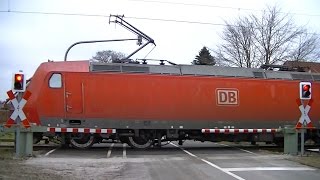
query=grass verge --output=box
[0,149,15,160]
[0,133,14,142]
[286,154,320,169]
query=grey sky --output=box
[1,0,320,100]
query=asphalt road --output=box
[24,141,320,180]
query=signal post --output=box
[7,72,34,157]
[284,82,313,155]
[298,82,314,155]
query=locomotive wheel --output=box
[127,136,154,149]
[69,134,95,149]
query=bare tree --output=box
[251,6,303,65]
[214,5,318,68]
[289,31,319,61]
[215,17,257,68]
[91,50,126,63]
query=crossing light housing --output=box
[12,72,26,92]
[299,82,311,100]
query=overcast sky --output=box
[1,0,320,100]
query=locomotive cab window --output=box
[49,73,62,88]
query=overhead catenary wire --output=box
[1,10,319,35]
[0,10,110,17]
[123,0,320,17]
[3,0,320,17]
[0,10,256,27]
[124,0,259,11]
[0,10,234,28]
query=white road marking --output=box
[123,143,127,158]
[44,148,58,157]
[107,143,114,158]
[224,167,315,171]
[215,143,229,147]
[216,143,257,155]
[307,148,320,152]
[169,142,179,148]
[170,143,245,180]
[182,149,197,157]
[201,159,246,180]
[238,149,256,155]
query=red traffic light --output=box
[15,74,23,82]
[300,82,311,100]
[12,73,25,92]
[303,85,310,91]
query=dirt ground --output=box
[0,149,64,180]
[0,149,127,180]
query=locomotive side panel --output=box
[32,72,67,126]
[33,70,319,129]
[72,72,320,129]
[25,61,89,126]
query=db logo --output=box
[216,89,239,106]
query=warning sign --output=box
[5,90,31,128]
[295,98,315,129]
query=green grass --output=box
[0,133,15,142]
[0,149,15,159]
[287,155,320,169]
[0,133,14,139]
[0,110,9,123]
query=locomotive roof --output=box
[90,61,320,81]
[37,60,320,82]
[38,60,89,73]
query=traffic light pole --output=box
[300,98,306,156]
[297,82,312,156]
[14,92,33,157]
[15,92,22,157]
[300,128,305,155]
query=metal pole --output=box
[108,15,156,60]
[109,15,155,44]
[300,129,305,155]
[299,99,305,156]
[15,92,22,157]
[125,41,151,60]
[64,38,138,61]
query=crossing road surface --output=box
[25,141,320,180]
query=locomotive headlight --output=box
[299,82,311,100]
